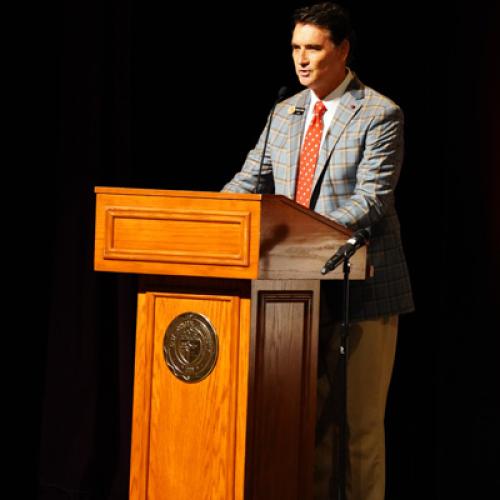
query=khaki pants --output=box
[314,314,398,500]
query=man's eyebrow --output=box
[291,43,323,49]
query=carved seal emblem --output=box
[163,312,218,383]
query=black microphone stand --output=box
[255,86,287,194]
[320,229,369,499]
[337,253,350,500]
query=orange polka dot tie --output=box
[295,100,327,207]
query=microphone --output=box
[255,86,288,193]
[321,228,371,275]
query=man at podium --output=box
[222,3,414,500]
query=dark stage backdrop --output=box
[30,1,499,498]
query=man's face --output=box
[291,23,349,98]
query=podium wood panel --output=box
[130,280,251,500]
[93,188,367,499]
[245,280,319,500]
[129,277,319,500]
[95,187,367,280]
[95,189,261,279]
[259,195,366,280]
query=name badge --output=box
[288,105,305,116]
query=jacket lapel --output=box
[287,91,310,199]
[312,77,365,188]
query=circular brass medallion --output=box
[163,312,218,383]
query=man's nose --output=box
[297,49,309,65]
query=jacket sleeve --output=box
[221,116,275,194]
[326,104,404,229]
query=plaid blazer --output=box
[223,75,414,321]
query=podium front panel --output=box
[130,280,251,500]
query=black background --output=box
[20,0,500,498]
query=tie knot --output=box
[314,100,327,117]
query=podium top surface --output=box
[95,186,262,201]
[94,187,366,280]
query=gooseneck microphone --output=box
[255,86,288,193]
[321,228,371,275]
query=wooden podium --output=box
[94,187,367,500]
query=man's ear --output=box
[340,39,350,63]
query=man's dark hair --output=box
[293,2,354,47]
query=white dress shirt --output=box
[302,69,354,147]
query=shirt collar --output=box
[309,68,353,108]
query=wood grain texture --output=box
[94,186,262,200]
[94,189,261,279]
[245,280,320,500]
[129,282,251,500]
[235,295,251,500]
[104,207,251,265]
[259,194,367,280]
[93,188,364,500]
[129,291,154,500]
[94,188,367,281]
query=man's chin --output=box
[298,75,313,87]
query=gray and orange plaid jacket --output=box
[223,74,414,321]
